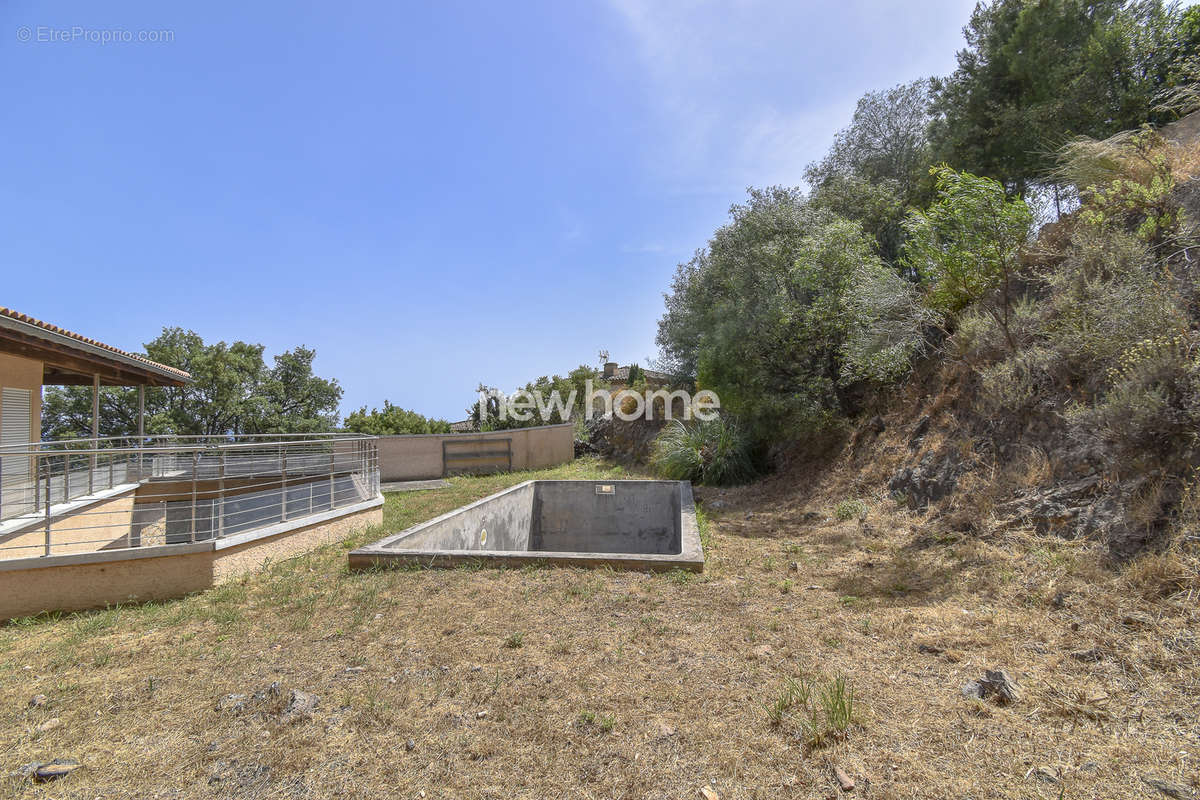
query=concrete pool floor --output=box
[350,480,704,572]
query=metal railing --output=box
[0,434,379,559]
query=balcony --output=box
[0,434,380,560]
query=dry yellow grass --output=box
[1,457,1197,799]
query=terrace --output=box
[0,433,379,560]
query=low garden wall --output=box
[376,423,574,482]
[0,497,383,620]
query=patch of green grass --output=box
[833,498,869,522]
[764,675,858,749]
[696,506,713,551]
[664,568,694,585]
[503,631,524,649]
[763,677,810,727]
[577,710,615,733]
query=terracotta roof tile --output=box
[0,306,191,380]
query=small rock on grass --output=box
[1143,776,1195,800]
[28,694,47,708]
[982,670,1020,703]
[280,691,319,724]
[834,765,855,792]
[33,759,81,782]
[1026,766,1059,784]
[700,786,719,800]
[405,739,416,752]
[963,670,1021,704]
[216,694,247,714]
[36,718,61,733]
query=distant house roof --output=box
[607,365,672,384]
[0,306,192,386]
[449,419,477,433]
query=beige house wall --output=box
[0,351,42,444]
[0,500,382,619]
[0,490,137,559]
[376,423,574,481]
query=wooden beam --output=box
[0,328,186,386]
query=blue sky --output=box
[2,0,977,421]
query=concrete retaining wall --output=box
[0,498,383,620]
[376,423,574,481]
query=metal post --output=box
[218,449,226,539]
[280,444,288,521]
[190,451,198,543]
[90,374,99,494]
[43,456,54,556]
[329,446,335,511]
[137,386,145,479]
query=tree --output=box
[467,366,607,430]
[806,80,935,262]
[41,328,343,439]
[657,188,882,438]
[902,166,1033,351]
[344,401,450,435]
[930,0,1190,192]
[252,347,343,433]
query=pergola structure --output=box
[0,307,191,443]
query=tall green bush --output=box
[902,166,1032,351]
[650,417,756,486]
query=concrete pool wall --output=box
[349,480,703,572]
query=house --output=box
[0,306,192,495]
[601,361,672,389]
[0,306,383,619]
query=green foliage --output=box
[650,417,755,487]
[1077,130,1182,246]
[931,0,1190,191]
[833,498,868,521]
[1069,332,1200,467]
[41,328,342,439]
[806,79,935,261]
[656,188,882,438]
[762,675,857,748]
[1042,228,1183,373]
[903,166,1032,350]
[841,260,938,384]
[470,366,605,432]
[344,401,451,435]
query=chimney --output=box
[603,361,618,379]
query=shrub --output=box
[833,498,868,521]
[1070,333,1200,467]
[902,166,1032,351]
[650,417,756,486]
[345,401,451,435]
[841,260,937,384]
[1041,228,1182,380]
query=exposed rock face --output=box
[583,416,667,465]
[889,450,963,509]
[999,476,1166,558]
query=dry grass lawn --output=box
[2,457,1198,799]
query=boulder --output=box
[889,450,963,509]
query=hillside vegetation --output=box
[652,1,1200,572]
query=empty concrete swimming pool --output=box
[349,480,704,572]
